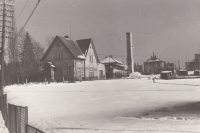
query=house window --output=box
[59,53,62,59]
[55,51,62,60]
[64,63,69,75]
[77,62,82,76]
[89,68,94,77]
[89,55,93,62]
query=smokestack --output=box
[126,32,134,74]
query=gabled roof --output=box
[76,38,100,63]
[41,36,85,61]
[76,39,91,55]
[58,36,85,59]
[144,56,163,63]
[101,57,122,64]
[101,57,126,68]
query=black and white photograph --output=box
[0,0,200,133]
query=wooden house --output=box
[41,36,99,81]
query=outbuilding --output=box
[161,71,173,79]
[178,70,188,76]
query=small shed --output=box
[178,70,188,76]
[194,70,200,75]
[161,71,173,79]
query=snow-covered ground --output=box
[4,78,200,133]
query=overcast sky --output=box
[14,0,200,68]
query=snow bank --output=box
[128,72,141,79]
[0,112,9,133]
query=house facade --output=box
[185,54,200,71]
[41,36,99,81]
[76,39,99,80]
[143,55,164,74]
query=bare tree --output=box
[45,35,54,49]
[32,39,45,62]
[7,27,26,64]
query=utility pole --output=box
[178,60,180,70]
[152,52,155,74]
[186,52,187,62]
[70,21,71,39]
[0,0,15,96]
[0,0,6,96]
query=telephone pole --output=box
[0,0,6,96]
[153,52,155,74]
[0,0,15,96]
[178,60,180,70]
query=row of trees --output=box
[5,29,45,85]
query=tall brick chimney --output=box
[126,32,134,74]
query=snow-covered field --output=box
[4,78,200,133]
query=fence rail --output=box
[27,125,44,133]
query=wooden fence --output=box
[0,94,44,133]
[27,125,44,133]
[0,94,7,126]
[7,104,28,133]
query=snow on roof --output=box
[146,58,162,62]
[58,36,84,60]
[101,57,122,64]
[51,65,55,67]
[161,71,172,73]
[179,70,187,71]
[113,59,122,64]
[78,54,86,59]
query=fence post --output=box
[8,104,11,133]
[25,106,28,133]
[3,94,7,127]
[19,107,21,133]
[6,103,9,131]
[0,96,2,120]
[26,78,27,87]
[45,77,46,85]
[15,105,18,133]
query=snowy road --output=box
[4,78,200,133]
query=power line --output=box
[97,53,151,58]
[17,0,41,36]
[16,0,30,23]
